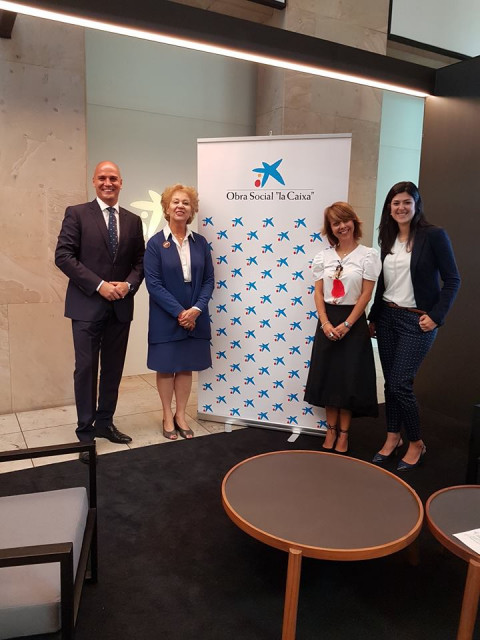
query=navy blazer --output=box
[144,230,214,343]
[369,226,460,326]
[55,200,145,322]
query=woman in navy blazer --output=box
[368,182,460,470]
[144,184,214,440]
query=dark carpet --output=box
[1,405,477,640]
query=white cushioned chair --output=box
[0,442,97,639]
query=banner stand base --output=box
[196,412,326,438]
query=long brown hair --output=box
[378,181,431,254]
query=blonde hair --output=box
[161,184,199,225]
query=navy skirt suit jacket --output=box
[369,226,460,327]
[144,230,214,344]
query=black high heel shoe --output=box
[322,424,337,451]
[397,445,426,471]
[372,437,403,463]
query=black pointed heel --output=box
[397,445,426,471]
[372,437,403,463]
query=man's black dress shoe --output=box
[79,451,98,464]
[96,424,132,444]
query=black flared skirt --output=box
[304,304,378,417]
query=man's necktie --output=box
[107,206,118,257]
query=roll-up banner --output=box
[197,134,351,435]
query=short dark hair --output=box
[322,202,363,246]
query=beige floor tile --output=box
[0,458,34,474]
[186,395,198,410]
[17,405,78,431]
[115,411,167,449]
[115,385,161,416]
[0,430,28,452]
[0,413,21,435]
[23,423,80,466]
[118,375,153,392]
[23,424,129,466]
[139,372,156,388]
[0,431,33,473]
[185,405,202,420]
[95,437,130,457]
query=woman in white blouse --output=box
[304,202,381,454]
[369,182,460,470]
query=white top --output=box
[163,224,194,282]
[382,237,416,308]
[312,244,381,305]
[97,197,120,240]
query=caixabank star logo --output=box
[226,157,313,201]
[252,158,285,188]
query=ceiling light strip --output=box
[0,1,429,97]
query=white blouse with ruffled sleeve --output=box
[311,244,381,305]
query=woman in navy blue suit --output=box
[369,182,460,470]
[144,184,214,440]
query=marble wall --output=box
[0,1,394,414]
[256,0,390,244]
[0,16,86,412]
[169,0,391,242]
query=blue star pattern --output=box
[198,206,328,433]
[197,135,353,432]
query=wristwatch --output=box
[344,320,352,328]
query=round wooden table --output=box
[426,485,480,640]
[222,450,424,640]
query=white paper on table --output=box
[453,528,480,554]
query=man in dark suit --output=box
[55,161,145,458]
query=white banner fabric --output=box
[197,134,351,434]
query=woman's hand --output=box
[322,322,341,341]
[333,323,350,340]
[369,322,376,338]
[178,308,201,331]
[419,314,438,332]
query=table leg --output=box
[457,558,480,640]
[405,538,420,566]
[282,548,303,640]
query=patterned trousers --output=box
[376,305,437,442]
